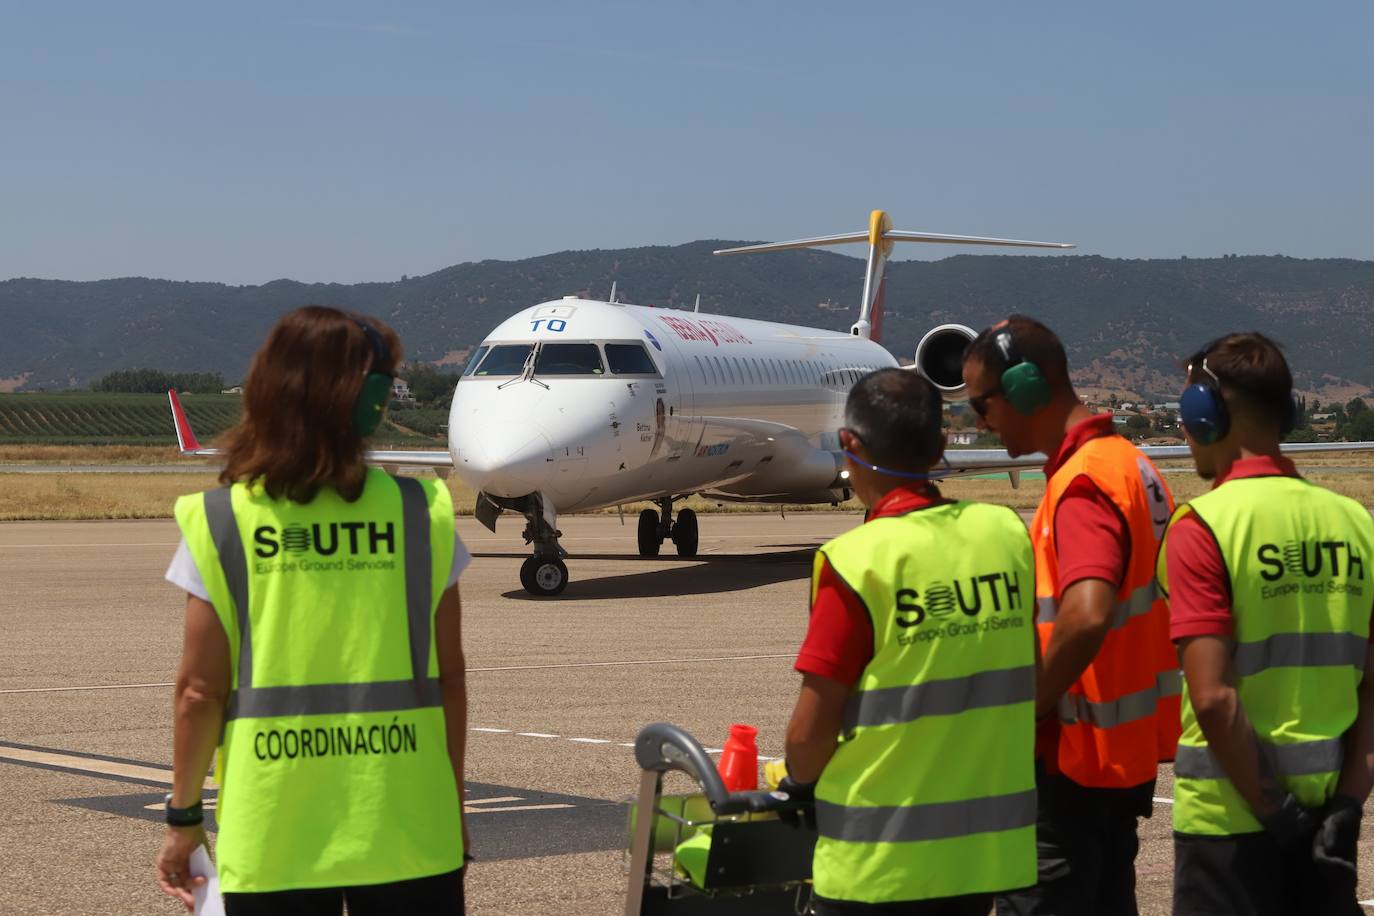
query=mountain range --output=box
[3,245,1372,401]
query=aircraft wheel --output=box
[521,556,568,597]
[672,508,699,558]
[637,509,662,557]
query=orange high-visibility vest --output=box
[1031,433,1181,788]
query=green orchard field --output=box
[0,393,444,446]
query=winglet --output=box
[167,390,202,453]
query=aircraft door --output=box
[642,327,699,467]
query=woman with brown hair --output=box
[155,306,469,914]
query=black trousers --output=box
[223,867,464,916]
[812,893,992,916]
[1173,832,1360,916]
[995,762,1154,916]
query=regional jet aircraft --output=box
[170,210,1373,596]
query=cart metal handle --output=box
[632,722,803,816]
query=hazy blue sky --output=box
[2,1,1370,284]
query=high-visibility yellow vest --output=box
[175,469,463,892]
[812,500,1037,903]
[1158,476,1374,836]
[1032,433,1180,787]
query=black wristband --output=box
[165,794,204,827]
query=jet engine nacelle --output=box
[913,323,977,401]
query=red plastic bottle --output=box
[717,723,759,791]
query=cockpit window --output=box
[472,344,533,376]
[461,345,490,376]
[534,343,604,375]
[605,343,659,375]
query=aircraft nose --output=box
[453,422,554,498]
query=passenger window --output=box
[462,345,491,377]
[473,344,532,376]
[535,343,604,375]
[605,343,659,375]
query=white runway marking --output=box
[1153,796,1174,805]
[1,653,794,695]
[0,745,214,789]
[0,681,175,695]
[515,732,560,739]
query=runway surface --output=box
[2,513,1371,914]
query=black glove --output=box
[1257,792,1319,853]
[1312,794,1362,875]
[775,776,817,830]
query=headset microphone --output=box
[842,450,950,481]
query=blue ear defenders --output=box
[351,318,395,436]
[994,329,1052,416]
[1179,357,1299,445]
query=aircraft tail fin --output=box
[714,211,1073,341]
[167,389,203,453]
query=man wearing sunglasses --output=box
[1159,333,1374,915]
[962,316,1180,916]
[785,368,1038,914]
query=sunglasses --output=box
[968,386,1005,418]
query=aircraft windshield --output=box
[534,343,604,375]
[471,344,533,376]
[461,345,490,376]
[605,343,659,375]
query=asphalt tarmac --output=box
[2,513,1372,915]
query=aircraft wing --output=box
[167,390,454,472]
[940,440,1374,485]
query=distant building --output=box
[221,386,243,395]
[948,430,978,446]
[391,379,412,401]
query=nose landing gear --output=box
[637,497,699,559]
[504,492,567,597]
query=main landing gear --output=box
[637,497,698,559]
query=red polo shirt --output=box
[1044,413,1132,596]
[795,485,947,685]
[1165,455,1374,642]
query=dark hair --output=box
[963,314,1071,392]
[845,368,944,470]
[218,306,402,503]
[1184,332,1292,421]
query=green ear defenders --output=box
[994,328,1052,416]
[351,317,395,436]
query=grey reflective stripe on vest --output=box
[224,678,441,720]
[843,665,1034,732]
[395,476,434,692]
[204,488,252,690]
[1057,669,1182,728]
[1232,632,1369,678]
[1174,736,1344,781]
[1037,581,1157,628]
[207,477,437,721]
[816,788,1036,844]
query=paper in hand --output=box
[189,845,224,916]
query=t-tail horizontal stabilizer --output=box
[715,210,1073,343]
